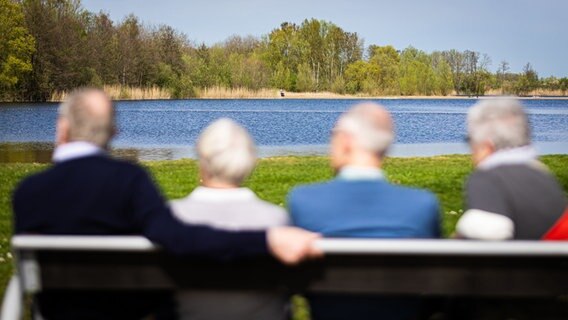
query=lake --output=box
[1,98,568,162]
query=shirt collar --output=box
[187,186,257,202]
[52,141,104,163]
[337,165,385,181]
[478,145,538,170]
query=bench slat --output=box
[12,236,568,256]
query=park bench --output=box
[2,236,568,319]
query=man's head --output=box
[56,88,115,148]
[467,98,531,166]
[197,118,257,187]
[330,103,394,172]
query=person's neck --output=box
[202,180,239,189]
[346,153,382,169]
[52,141,104,163]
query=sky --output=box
[81,0,568,77]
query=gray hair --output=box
[58,88,115,148]
[334,103,394,156]
[467,98,531,150]
[197,118,257,185]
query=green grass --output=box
[0,155,567,304]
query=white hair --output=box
[197,118,257,185]
[467,98,531,150]
[334,104,394,156]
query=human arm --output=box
[130,169,320,263]
[455,172,514,240]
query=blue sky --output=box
[82,0,568,77]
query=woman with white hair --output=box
[170,118,289,320]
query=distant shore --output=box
[3,87,568,103]
[241,91,568,100]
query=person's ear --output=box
[486,140,496,154]
[480,140,495,159]
[342,132,354,155]
[473,139,494,166]
[56,118,70,146]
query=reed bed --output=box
[196,87,279,99]
[48,86,567,102]
[484,89,568,97]
[50,85,171,101]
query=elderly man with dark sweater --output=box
[12,88,320,319]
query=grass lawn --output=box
[0,154,566,310]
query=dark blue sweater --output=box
[13,155,268,319]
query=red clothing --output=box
[543,208,568,240]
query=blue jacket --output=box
[289,178,441,320]
[289,178,441,239]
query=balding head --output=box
[57,88,115,148]
[331,103,394,171]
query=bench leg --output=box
[1,275,23,320]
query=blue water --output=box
[1,99,568,159]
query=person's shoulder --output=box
[254,198,288,216]
[248,198,290,225]
[290,179,344,193]
[97,156,144,172]
[88,156,150,181]
[388,181,436,198]
[469,167,497,180]
[387,182,439,209]
[466,167,502,190]
[169,195,191,214]
[288,180,337,201]
[14,166,53,197]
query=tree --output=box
[399,47,435,95]
[344,60,379,94]
[368,45,400,94]
[271,61,294,90]
[295,63,316,92]
[22,0,94,99]
[515,63,539,96]
[441,49,465,94]
[86,12,119,85]
[0,0,35,100]
[431,52,453,95]
[559,78,568,96]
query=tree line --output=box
[1,0,567,101]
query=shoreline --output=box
[63,94,568,102]
[2,141,567,164]
[3,92,568,104]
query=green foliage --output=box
[368,45,400,94]
[295,63,316,92]
[399,47,436,95]
[344,60,379,94]
[0,0,565,101]
[271,61,294,91]
[0,0,35,100]
[515,63,539,96]
[330,75,346,94]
